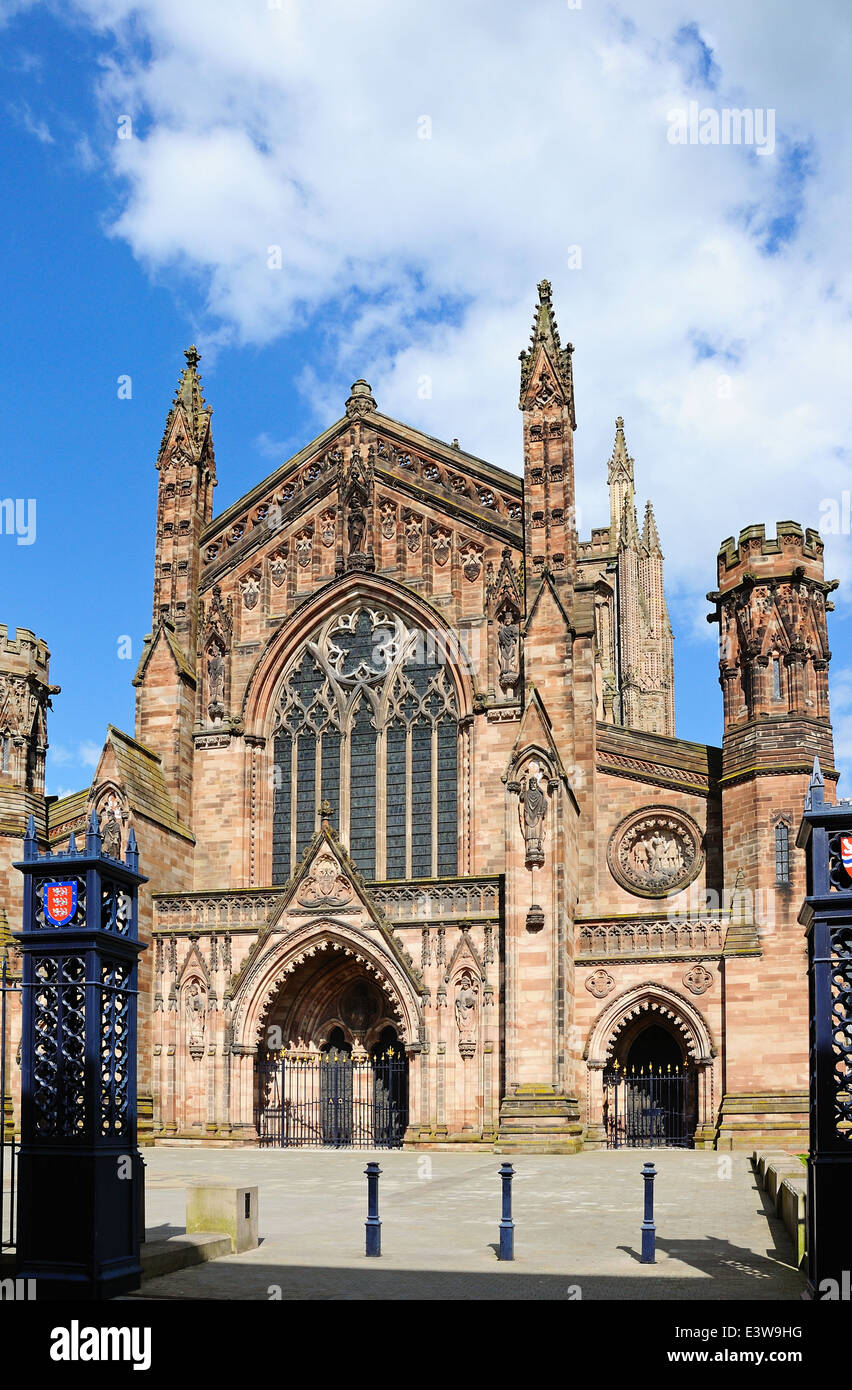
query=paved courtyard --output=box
[128,1147,804,1300]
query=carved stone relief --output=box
[585,968,615,999]
[607,807,704,898]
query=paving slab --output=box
[126,1147,804,1301]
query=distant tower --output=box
[708,521,836,1147]
[0,625,58,925]
[604,418,674,735]
[133,348,216,825]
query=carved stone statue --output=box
[186,981,206,1060]
[497,611,520,690]
[454,971,478,1059]
[520,774,547,867]
[207,644,225,721]
[347,505,366,555]
[101,807,122,859]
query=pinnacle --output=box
[519,280,575,422]
[609,416,634,477]
[345,379,377,419]
[643,499,662,555]
[158,344,211,457]
[619,493,641,551]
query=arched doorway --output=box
[603,1019,695,1148]
[253,960,410,1148]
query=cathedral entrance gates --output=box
[255,1047,409,1148]
[603,1063,692,1148]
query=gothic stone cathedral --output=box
[0,283,837,1151]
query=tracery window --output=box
[272,605,459,883]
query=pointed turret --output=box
[136,346,216,828]
[148,346,217,649]
[158,346,214,461]
[519,281,578,594]
[519,280,575,425]
[608,417,635,538]
[642,500,662,555]
[619,493,641,552]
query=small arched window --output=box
[271,604,459,883]
[772,656,782,701]
[775,822,791,886]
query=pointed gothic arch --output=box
[230,918,424,1056]
[584,982,715,1069]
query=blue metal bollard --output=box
[640,1161,657,1264]
[365,1161,382,1257]
[498,1162,515,1260]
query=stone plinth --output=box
[186,1184,258,1253]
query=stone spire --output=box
[518,279,575,426]
[643,500,662,555]
[619,492,642,551]
[608,417,635,541]
[159,346,212,457]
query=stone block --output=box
[765,1160,803,1210]
[779,1176,807,1269]
[186,1184,258,1254]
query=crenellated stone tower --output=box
[708,521,836,1145]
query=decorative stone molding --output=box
[585,982,715,1068]
[585,968,615,999]
[682,962,714,995]
[525,903,545,933]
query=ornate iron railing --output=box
[1,955,19,1249]
[255,1050,409,1149]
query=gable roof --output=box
[201,407,523,560]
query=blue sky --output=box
[2,0,852,799]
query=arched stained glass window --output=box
[271,605,459,883]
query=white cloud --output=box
[10,100,54,143]
[23,0,852,619]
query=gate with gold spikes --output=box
[603,1062,692,1148]
[255,1047,408,1149]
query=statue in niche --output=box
[347,505,366,555]
[497,610,520,690]
[207,644,226,722]
[454,970,478,1059]
[100,806,122,859]
[186,980,206,1060]
[519,772,547,867]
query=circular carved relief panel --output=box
[607,806,704,899]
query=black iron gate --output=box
[255,1049,409,1148]
[603,1064,692,1148]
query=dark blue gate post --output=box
[797,758,852,1298]
[13,811,147,1299]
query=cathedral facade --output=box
[0,282,837,1151]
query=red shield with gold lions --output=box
[42,881,77,926]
